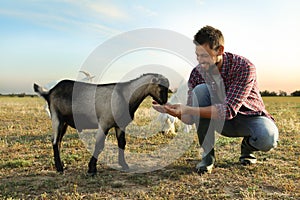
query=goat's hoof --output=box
[57,171,64,175]
[87,168,97,176]
[56,166,64,174]
[86,171,97,177]
[55,162,64,173]
[56,167,64,173]
[120,164,129,171]
[88,157,98,176]
[87,167,97,176]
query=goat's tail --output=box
[33,83,49,101]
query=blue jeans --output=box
[192,84,279,155]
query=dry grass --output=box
[0,96,299,199]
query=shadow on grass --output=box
[0,160,197,198]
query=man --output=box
[153,25,279,174]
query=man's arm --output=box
[163,104,219,121]
[152,102,220,125]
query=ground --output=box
[0,96,299,199]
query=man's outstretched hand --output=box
[152,101,183,119]
[152,101,167,113]
[152,101,194,125]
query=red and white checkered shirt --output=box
[187,52,273,120]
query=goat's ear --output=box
[151,77,160,84]
[169,116,176,123]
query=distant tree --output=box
[270,91,277,96]
[18,93,26,97]
[260,90,278,96]
[291,90,300,96]
[260,90,268,96]
[278,90,287,96]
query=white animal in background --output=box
[157,82,192,134]
[79,70,95,82]
[157,112,179,134]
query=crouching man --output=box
[153,25,279,174]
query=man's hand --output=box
[152,101,194,125]
[152,101,184,118]
[163,103,184,119]
[152,101,167,113]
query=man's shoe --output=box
[196,149,215,174]
[239,154,257,165]
[240,137,258,165]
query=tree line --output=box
[260,90,300,96]
[0,93,36,97]
[1,90,300,97]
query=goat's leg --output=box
[88,128,107,175]
[52,116,68,173]
[115,127,129,170]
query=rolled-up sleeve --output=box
[215,64,256,120]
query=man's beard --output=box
[208,63,218,74]
[199,60,220,74]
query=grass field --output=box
[0,96,299,199]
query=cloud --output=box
[0,1,127,36]
[134,5,158,17]
[63,0,130,20]
[194,0,205,5]
[86,1,130,20]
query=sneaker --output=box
[239,154,257,165]
[196,149,215,174]
[240,137,258,165]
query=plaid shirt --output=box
[187,52,273,120]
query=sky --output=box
[0,0,300,94]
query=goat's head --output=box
[149,74,169,105]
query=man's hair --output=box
[194,25,224,50]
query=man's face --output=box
[195,44,218,71]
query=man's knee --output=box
[193,84,209,93]
[250,118,279,152]
[192,84,211,107]
[252,136,278,152]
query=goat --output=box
[33,73,169,175]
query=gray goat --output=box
[33,73,169,175]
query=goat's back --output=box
[50,80,119,130]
